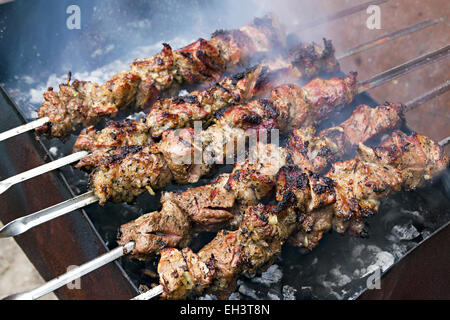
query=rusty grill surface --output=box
[0,0,449,299]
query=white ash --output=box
[250,264,283,286]
[238,283,259,299]
[391,221,420,241]
[126,111,146,121]
[48,146,58,157]
[282,285,297,300]
[178,89,189,97]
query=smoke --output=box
[2,0,337,119]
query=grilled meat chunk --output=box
[89,145,172,204]
[158,204,298,299]
[73,120,152,170]
[118,200,191,260]
[286,103,404,173]
[158,247,214,300]
[271,71,357,130]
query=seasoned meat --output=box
[158,248,214,300]
[271,72,357,130]
[89,145,172,204]
[290,131,449,250]
[158,204,298,299]
[73,120,152,170]
[286,103,404,174]
[162,174,236,228]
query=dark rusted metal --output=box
[358,223,450,300]
[0,86,138,299]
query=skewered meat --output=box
[118,101,405,258]
[36,14,285,138]
[73,39,339,169]
[281,131,450,250]
[90,74,358,204]
[156,131,448,299]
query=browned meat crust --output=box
[37,14,285,138]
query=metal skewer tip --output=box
[132,285,164,301]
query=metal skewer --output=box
[0,191,97,238]
[0,116,49,142]
[1,39,448,198]
[1,241,135,300]
[0,151,89,195]
[1,47,448,239]
[336,18,442,60]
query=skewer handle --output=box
[0,151,90,195]
[0,117,49,142]
[2,242,135,300]
[0,191,98,238]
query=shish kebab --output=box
[1,35,447,194]
[2,80,448,300]
[0,38,339,195]
[73,39,339,170]
[117,101,406,258]
[1,46,449,239]
[150,129,449,300]
[116,79,450,259]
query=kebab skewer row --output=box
[4,89,449,300]
[0,73,359,239]
[119,81,450,258]
[3,41,447,197]
[1,43,447,199]
[73,39,339,170]
[0,39,339,196]
[67,40,450,206]
[117,101,405,259]
[154,129,449,300]
[1,45,448,239]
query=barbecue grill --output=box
[0,0,449,300]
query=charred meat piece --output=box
[271,72,357,130]
[89,145,172,204]
[118,200,191,260]
[158,204,297,299]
